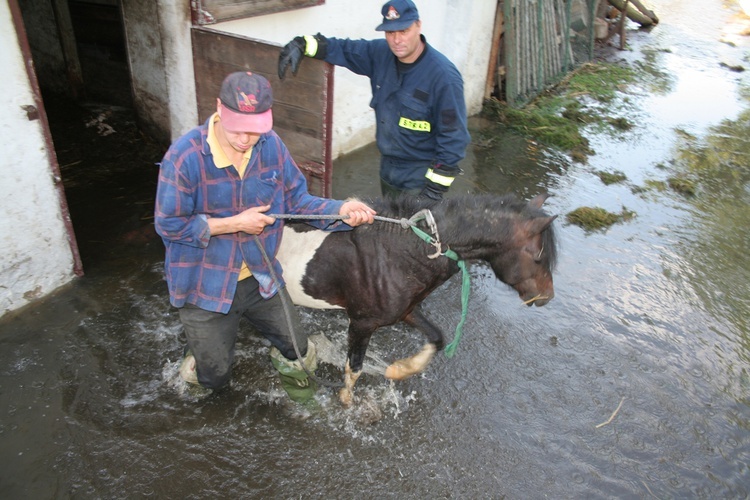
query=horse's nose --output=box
[534,289,554,307]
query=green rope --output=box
[408,226,471,358]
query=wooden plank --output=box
[484,1,505,99]
[193,0,324,25]
[191,26,333,196]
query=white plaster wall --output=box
[207,0,497,159]
[0,1,76,316]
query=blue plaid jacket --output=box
[155,119,346,313]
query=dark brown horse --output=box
[276,193,558,405]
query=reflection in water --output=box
[468,124,570,198]
[636,47,677,95]
[670,91,750,360]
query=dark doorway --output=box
[19,0,164,271]
[67,0,132,107]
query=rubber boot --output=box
[270,341,318,403]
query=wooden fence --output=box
[504,0,598,106]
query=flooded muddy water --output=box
[2,0,750,497]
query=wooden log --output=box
[607,0,658,26]
[627,0,659,23]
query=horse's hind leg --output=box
[340,360,362,407]
[339,322,374,406]
[385,308,442,381]
[384,343,437,380]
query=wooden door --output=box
[191,26,333,197]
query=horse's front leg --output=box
[385,307,443,381]
[339,320,375,407]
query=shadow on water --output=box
[2,0,750,497]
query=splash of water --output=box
[309,333,389,376]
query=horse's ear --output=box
[529,193,551,209]
[523,215,557,235]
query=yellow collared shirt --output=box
[207,113,253,281]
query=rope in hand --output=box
[269,212,422,228]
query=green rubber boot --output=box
[270,341,318,403]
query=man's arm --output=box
[154,156,212,248]
[420,77,471,200]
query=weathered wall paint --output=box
[1,0,78,316]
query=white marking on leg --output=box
[339,360,362,407]
[384,343,437,380]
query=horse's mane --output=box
[366,193,558,270]
[368,193,535,217]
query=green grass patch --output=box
[632,179,668,194]
[564,63,636,103]
[566,206,636,231]
[667,176,696,196]
[596,170,627,185]
[482,62,638,162]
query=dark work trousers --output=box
[178,276,307,390]
[380,177,422,199]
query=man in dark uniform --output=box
[279,0,471,201]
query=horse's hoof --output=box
[339,387,353,407]
[384,344,437,380]
[384,362,409,380]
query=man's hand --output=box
[235,205,275,234]
[208,205,274,236]
[419,182,445,202]
[339,200,376,227]
[278,37,306,80]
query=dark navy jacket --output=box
[325,36,470,190]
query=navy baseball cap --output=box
[218,72,273,133]
[375,0,420,31]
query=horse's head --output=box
[488,194,558,307]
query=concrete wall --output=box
[155,0,198,143]
[167,0,496,158]
[121,0,197,145]
[1,0,78,316]
[121,0,171,144]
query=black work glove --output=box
[419,181,447,202]
[278,34,329,80]
[278,36,306,80]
